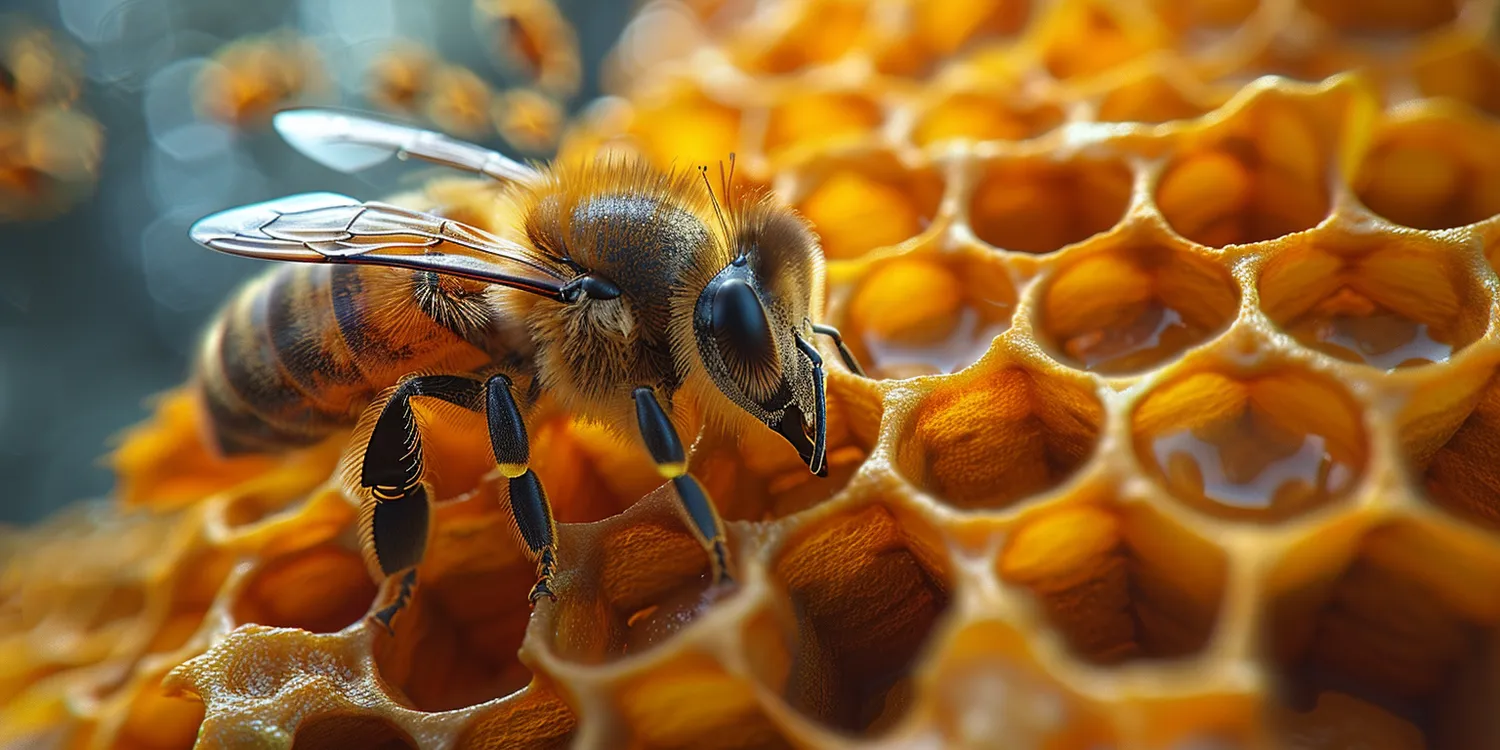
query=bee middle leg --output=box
[632,386,733,584]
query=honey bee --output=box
[187,108,865,630]
[195,31,325,128]
[475,0,582,99]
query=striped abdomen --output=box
[193,262,519,455]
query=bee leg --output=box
[358,375,486,633]
[484,374,559,605]
[632,386,732,584]
[811,323,866,377]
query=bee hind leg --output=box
[632,387,733,584]
[358,374,487,633]
[485,373,559,605]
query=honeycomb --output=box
[10,0,1500,747]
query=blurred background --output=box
[0,0,631,523]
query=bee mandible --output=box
[187,108,865,629]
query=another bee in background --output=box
[491,86,563,153]
[475,0,582,99]
[422,64,495,139]
[195,31,326,129]
[364,41,438,116]
[187,109,865,630]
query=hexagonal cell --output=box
[614,651,795,749]
[837,250,1016,379]
[694,374,880,522]
[292,713,417,750]
[1400,362,1500,531]
[897,364,1104,510]
[529,414,664,524]
[1037,236,1238,374]
[764,90,883,159]
[543,487,736,665]
[1267,520,1500,747]
[923,621,1118,748]
[628,83,741,167]
[1353,112,1500,231]
[968,153,1134,255]
[1096,71,1223,125]
[1157,98,1335,246]
[230,543,377,635]
[794,152,943,261]
[1000,499,1229,664]
[1414,38,1500,117]
[372,483,540,711]
[1302,0,1458,34]
[760,503,951,736]
[1132,363,1369,523]
[454,687,576,749]
[911,91,1063,146]
[1259,232,1488,370]
[1038,1,1162,80]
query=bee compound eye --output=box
[711,277,778,379]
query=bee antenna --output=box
[700,164,731,241]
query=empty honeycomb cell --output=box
[1401,362,1500,531]
[1414,39,1500,116]
[1302,0,1459,34]
[925,621,1118,748]
[543,488,732,664]
[839,250,1016,379]
[291,713,417,750]
[764,91,883,159]
[628,84,741,168]
[1267,521,1500,746]
[530,415,664,524]
[1096,72,1222,124]
[763,503,950,735]
[897,364,1104,510]
[1037,235,1239,374]
[1157,105,1334,246]
[1353,112,1500,230]
[694,376,877,521]
[230,543,377,635]
[1259,231,1488,370]
[794,154,943,260]
[454,687,576,749]
[1132,363,1369,523]
[910,91,1063,146]
[999,498,1229,663]
[372,482,539,711]
[1039,1,1163,80]
[615,653,793,749]
[968,154,1134,255]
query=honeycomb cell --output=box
[1038,235,1239,374]
[118,673,206,750]
[912,0,1032,58]
[794,153,943,260]
[530,415,663,524]
[1157,99,1334,246]
[628,84,741,168]
[454,687,576,749]
[1401,362,1500,531]
[616,652,793,749]
[291,713,417,750]
[230,543,377,634]
[765,503,950,735]
[372,484,538,711]
[999,499,1228,663]
[730,0,867,74]
[1414,38,1500,116]
[764,91,883,159]
[1353,112,1500,231]
[839,250,1016,379]
[1039,1,1163,80]
[1132,364,1368,523]
[968,154,1133,255]
[545,488,734,665]
[911,92,1063,146]
[897,364,1104,510]
[1302,0,1458,34]
[1267,521,1500,746]
[1096,71,1222,124]
[1259,231,1488,370]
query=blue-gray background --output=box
[0,0,631,523]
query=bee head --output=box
[685,199,828,477]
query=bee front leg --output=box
[811,323,865,377]
[484,373,559,605]
[632,387,733,584]
[357,374,486,633]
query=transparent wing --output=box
[189,192,573,300]
[273,108,541,183]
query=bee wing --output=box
[273,108,540,183]
[189,192,574,300]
